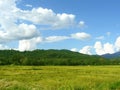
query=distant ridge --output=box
[101,52,120,58]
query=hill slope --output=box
[0,49,112,65]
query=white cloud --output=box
[103,43,115,54]
[53,13,75,29]
[94,41,105,55]
[17,23,38,39]
[18,37,42,51]
[45,32,91,43]
[78,21,86,29]
[45,36,69,43]
[71,32,91,40]
[71,48,78,52]
[0,0,77,50]
[115,36,120,51]
[79,46,92,55]
[16,7,75,29]
[70,46,92,55]
[94,41,115,55]
[0,0,39,43]
[0,23,38,43]
[70,36,120,55]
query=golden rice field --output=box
[0,65,120,90]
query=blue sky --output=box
[0,0,120,55]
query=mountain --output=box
[0,49,108,65]
[101,52,120,58]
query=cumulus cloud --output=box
[45,36,69,43]
[94,41,105,55]
[115,36,120,51]
[0,0,78,50]
[71,48,78,52]
[94,41,115,55]
[79,46,92,55]
[71,32,91,40]
[16,23,38,39]
[16,7,75,29]
[93,36,120,55]
[18,37,42,51]
[70,46,92,55]
[70,35,120,55]
[78,21,86,29]
[0,23,38,43]
[0,0,39,42]
[104,43,115,54]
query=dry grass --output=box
[0,65,120,90]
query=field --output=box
[0,66,120,90]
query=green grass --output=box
[0,65,120,90]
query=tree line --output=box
[0,49,120,65]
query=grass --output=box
[0,65,120,90]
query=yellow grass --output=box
[0,65,120,90]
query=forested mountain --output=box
[0,49,119,65]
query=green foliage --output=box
[110,81,120,90]
[0,49,118,65]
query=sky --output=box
[0,0,120,55]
